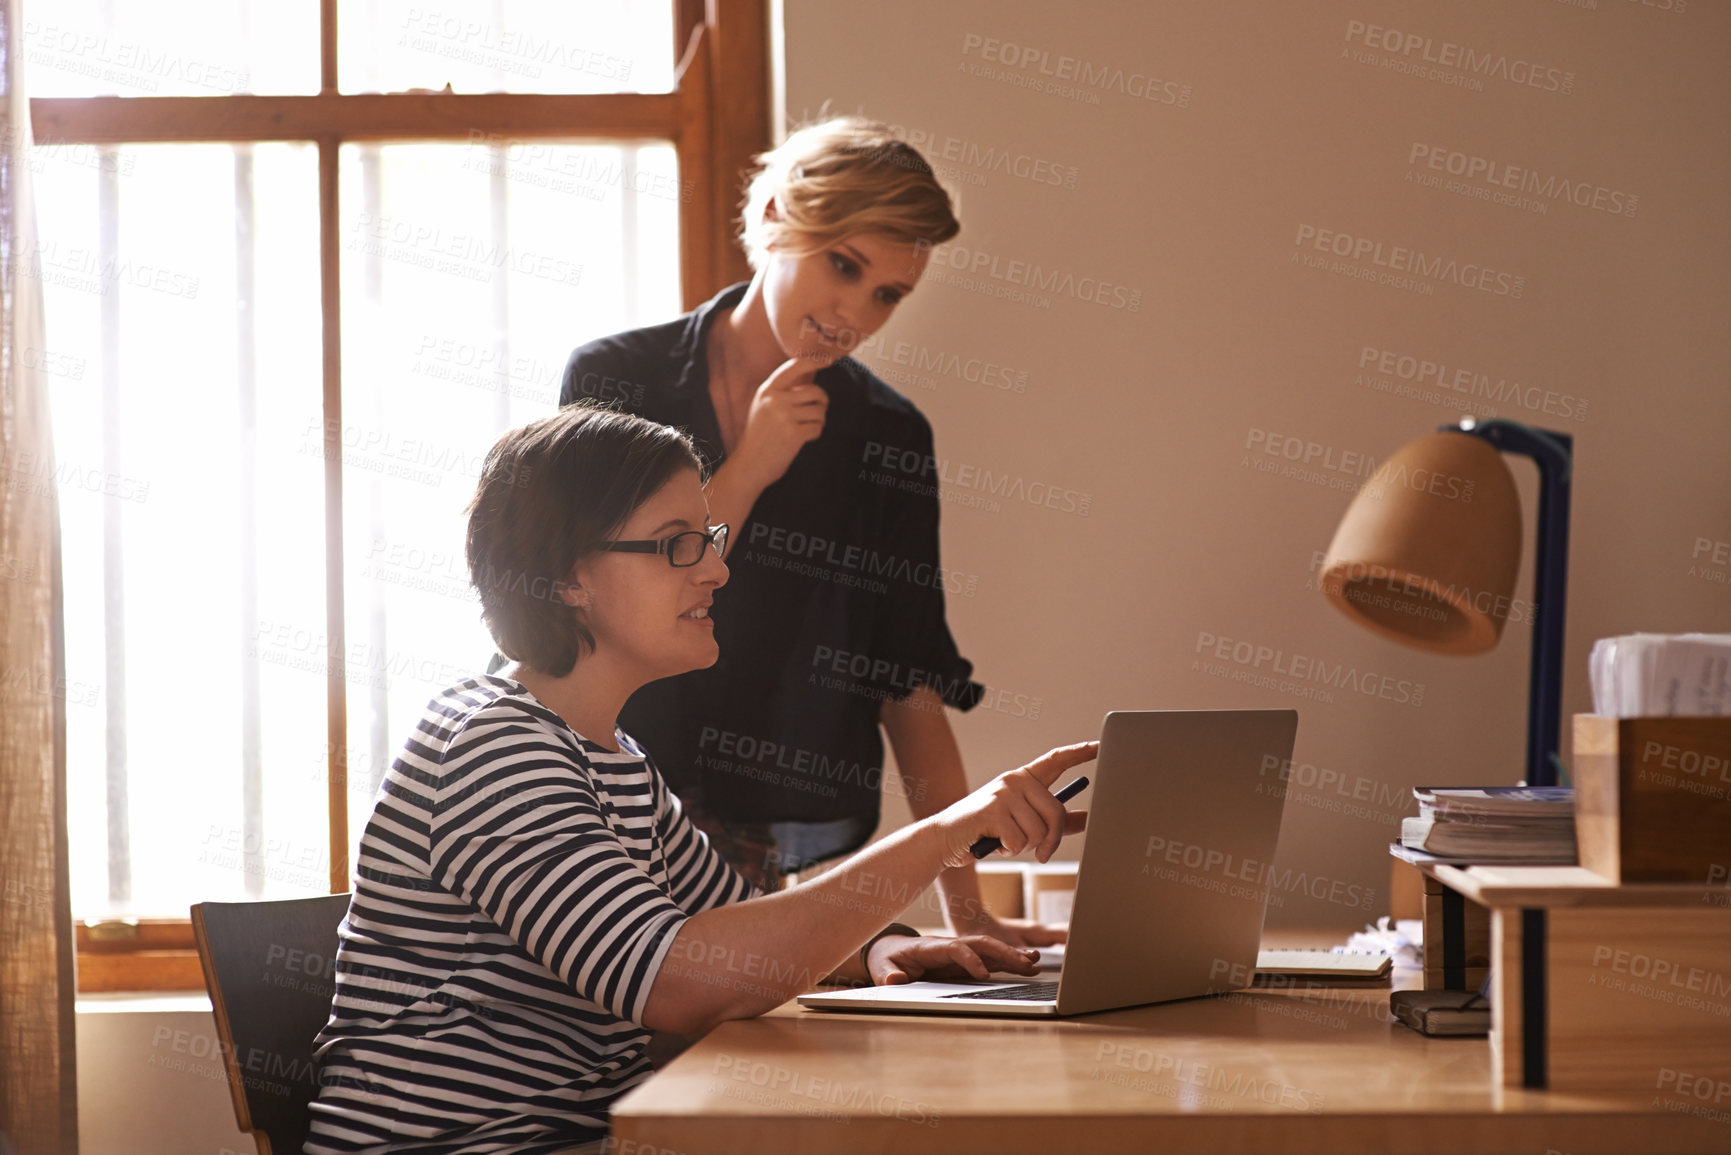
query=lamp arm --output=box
[1440,419,1573,788]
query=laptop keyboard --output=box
[941,981,1060,1002]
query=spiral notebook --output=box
[1252,948,1392,982]
[1035,944,1392,982]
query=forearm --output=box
[882,687,987,930]
[644,818,947,1034]
[885,687,967,821]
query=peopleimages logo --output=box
[855,332,1029,395]
[398,10,634,83]
[1194,629,1426,708]
[1093,1042,1326,1112]
[959,33,1193,108]
[1258,753,1412,816]
[1306,551,1537,629]
[885,122,1081,190]
[1357,345,1587,421]
[745,522,980,598]
[1343,19,1575,95]
[924,241,1142,312]
[1408,143,1637,218]
[462,130,691,204]
[24,134,136,177]
[348,212,584,287]
[22,20,252,94]
[1294,224,1525,299]
[696,726,925,803]
[863,439,1092,516]
[23,239,201,300]
[1243,427,1477,504]
[1690,537,1731,590]
[1143,834,1377,912]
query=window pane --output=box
[337,140,680,865]
[23,0,317,97]
[339,0,673,95]
[33,143,327,919]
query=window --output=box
[29,0,767,991]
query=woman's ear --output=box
[557,562,591,608]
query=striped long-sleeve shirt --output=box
[305,675,759,1154]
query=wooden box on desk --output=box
[1574,714,1731,883]
[974,862,1024,919]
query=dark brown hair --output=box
[465,403,702,676]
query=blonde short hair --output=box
[739,116,960,270]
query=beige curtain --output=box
[0,0,79,1147]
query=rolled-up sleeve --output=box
[869,415,985,712]
[427,706,689,1026]
[561,339,638,411]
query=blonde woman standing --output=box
[559,118,1062,946]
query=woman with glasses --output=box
[306,405,1092,1153]
[558,117,1062,945]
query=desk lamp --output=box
[1317,418,1573,787]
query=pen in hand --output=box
[969,775,1091,860]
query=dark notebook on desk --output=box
[1391,988,1491,1036]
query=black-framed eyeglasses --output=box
[597,523,728,567]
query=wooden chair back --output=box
[190,893,352,1155]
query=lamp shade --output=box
[1319,431,1523,655]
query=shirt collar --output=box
[669,281,751,394]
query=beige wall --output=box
[77,996,256,1155]
[782,0,1731,927]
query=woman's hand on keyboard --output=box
[866,933,1042,985]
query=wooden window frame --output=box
[38,0,768,993]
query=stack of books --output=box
[1395,786,1577,864]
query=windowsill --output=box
[75,991,211,1014]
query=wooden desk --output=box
[612,935,1731,1154]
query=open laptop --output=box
[798,708,1297,1017]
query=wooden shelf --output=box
[1398,850,1731,1093]
[1428,863,1720,908]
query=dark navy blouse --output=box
[559,283,982,862]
